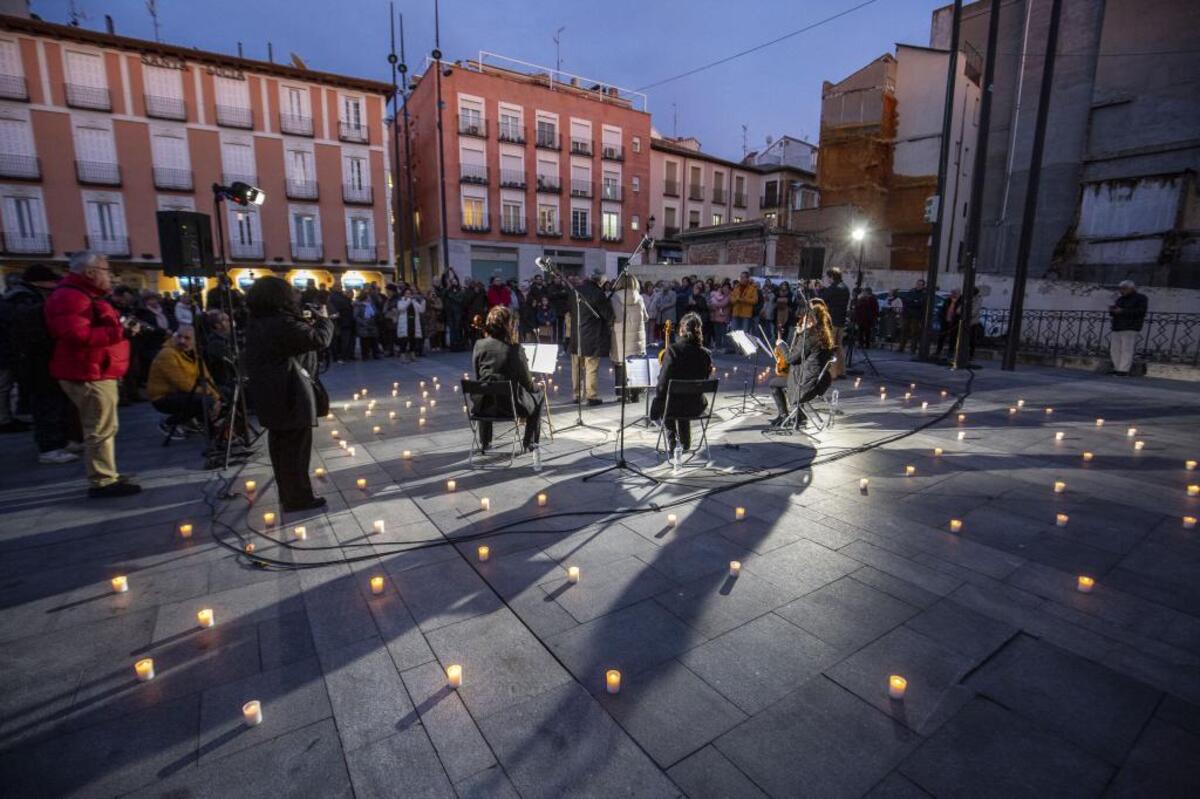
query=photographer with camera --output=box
[44,251,141,498]
[243,277,333,513]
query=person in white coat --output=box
[395,287,426,362]
[610,272,648,402]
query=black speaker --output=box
[157,211,216,277]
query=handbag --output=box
[289,357,329,419]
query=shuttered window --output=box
[75,126,117,163]
[66,50,105,87]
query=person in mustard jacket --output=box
[729,271,759,335]
[146,325,220,438]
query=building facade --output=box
[0,15,393,294]
[403,57,652,283]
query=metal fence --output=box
[981,309,1200,366]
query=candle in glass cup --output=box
[1055,431,1064,441]
[729,561,742,577]
[1077,575,1095,593]
[373,520,385,535]
[1186,460,1196,471]
[111,575,128,593]
[135,658,155,682]
[446,664,462,688]
[921,401,928,410]
[1045,407,1054,415]
[888,675,907,699]
[1056,513,1070,527]
[859,478,869,491]
[418,418,426,427]
[1188,485,1199,497]
[293,526,306,540]
[1134,440,1145,451]
[949,519,963,533]
[242,700,263,726]
[245,479,257,493]
[933,447,943,457]
[905,465,916,476]
[666,513,677,527]
[446,479,457,492]
[356,478,367,490]
[957,414,966,423]
[405,400,412,408]
[178,522,193,538]
[197,608,214,628]
[402,450,412,460]
[735,507,746,520]
[348,446,356,456]
[1017,399,1025,408]
[370,576,384,595]
[1082,451,1094,462]
[606,669,621,694]
[1054,480,1066,494]
[263,512,275,526]
[957,431,966,440]
[537,493,548,507]
[389,411,397,420]
[314,467,326,478]
[567,566,580,584]
[373,425,381,434]
[1184,516,1197,530]
[1095,418,1104,427]
[1127,427,1137,437]
[480,497,490,511]
[477,545,490,562]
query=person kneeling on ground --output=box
[769,300,836,428]
[471,305,545,454]
[651,311,713,452]
[146,325,220,439]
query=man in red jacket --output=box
[44,251,141,498]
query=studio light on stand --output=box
[843,223,878,377]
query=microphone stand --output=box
[535,256,607,434]
[583,229,659,484]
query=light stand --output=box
[843,228,879,377]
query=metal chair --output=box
[461,379,522,468]
[653,378,720,464]
[777,357,838,437]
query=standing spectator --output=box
[886,289,904,344]
[353,290,379,360]
[146,325,221,438]
[486,276,511,309]
[426,286,446,351]
[684,281,710,345]
[379,284,399,357]
[44,251,141,497]
[328,286,355,363]
[395,287,425,362]
[568,269,613,405]
[610,272,648,402]
[535,296,557,340]
[299,278,319,307]
[133,291,173,387]
[854,286,879,349]
[464,279,488,344]
[547,275,570,343]
[729,272,759,334]
[819,268,850,379]
[898,279,927,354]
[442,275,466,350]
[1108,279,1147,376]
[758,285,776,343]
[649,281,676,343]
[935,288,962,358]
[173,291,197,327]
[774,282,795,343]
[0,275,31,434]
[708,280,731,353]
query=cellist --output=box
[768,299,836,428]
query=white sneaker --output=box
[39,449,79,464]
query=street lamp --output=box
[850,225,867,281]
[851,225,866,243]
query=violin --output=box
[659,319,673,363]
[774,340,789,376]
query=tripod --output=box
[537,258,607,435]
[843,249,879,377]
[582,229,659,484]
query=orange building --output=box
[0,14,394,294]
[403,56,652,283]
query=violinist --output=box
[768,299,836,428]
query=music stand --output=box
[621,356,659,429]
[725,329,770,417]
[522,341,559,440]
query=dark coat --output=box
[243,313,334,430]
[819,281,851,328]
[653,338,713,419]
[784,334,834,405]
[1110,292,1147,332]
[328,291,354,328]
[567,279,613,357]
[471,336,541,418]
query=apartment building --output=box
[0,15,393,294]
[403,57,652,282]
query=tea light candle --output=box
[1184,516,1196,530]
[1082,451,1094,462]
[339,440,348,450]
[905,465,916,476]
[402,450,412,460]
[244,542,256,554]
[1095,418,1104,427]
[360,388,368,396]
[245,479,257,493]
[888,675,907,699]
[957,414,966,423]
[921,401,928,410]
[1009,407,1017,415]
[1134,440,1145,451]
[904,392,912,401]
[365,410,372,417]
[1045,407,1054,414]
[1077,575,1095,593]
[373,425,381,434]
[480,497,490,511]
[342,403,349,411]
[314,467,326,478]
[880,393,887,401]
[729,560,741,577]
[1056,513,1070,527]
[352,393,359,401]
[859,478,870,491]
[348,446,356,456]
[389,411,396,420]
[567,566,580,584]
[1126,427,1137,438]
[242,700,263,726]
[422,391,429,399]
[419,381,426,388]
[854,378,862,388]
[1017,399,1025,408]
[135,658,155,682]
[1188,485,1200,497]
[179,522,193,538]
[419,407,426,416]
[418,418,427,427]
[606,669,621,694]
[477,545,490,562]
[446,479,457,492]
[879,386,886,394]
[370,576,384,595]
[666,513,678,527]
[940,390,948,398]
[1055,431,1065,441]
[111,575,128,593]
[933,447,943,457]
[957,431,966,441]
[356,478,367,490]
[446,664,462,688]
[1053,480,1066,494]
[537,493,548,507]
[735,507,746,520]
[373,520,385,534]
[430,400,437,408]
[1186,460,1197,471]
[405,400,412,408]
[393,382,399,389]
[392,390,398,397]
[197,608,214,628]
[263,511,276,526]
[293,526,306,540]
[949,519,963,533]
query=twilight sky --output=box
[35,0,946,160]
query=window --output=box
[143,64,184,118]
[536,116,557,147]
[688,209,700,229]
[502,200,523,231]
[0,115,37,178]
[632,176,640,193]
[215,76,249,108]
[233,208,259,245]
[347,216,372,248]
[632,136,640,153]
[602,210,620,239]
[344,155,368,189]
[602,171,619,201]
[75,124,117,163]
[221,139,255,182]
[0,38,24,88]
[280,85,311,134]
[283,86,307,117]
[65,50,105,90]
[733,216,744,223]
[538,204,558,234]
[288,149,314,182]
[630,214,640,231]
[499,106,522,141]
[462,196,486,228]
[2,193,45,239]
[459,98,483,134]
[151,132,188,168]
[712,213,723,226]
[571,208,589,237]
[85,199,124,240]
[663,207,677,229]
[342,96,363,128]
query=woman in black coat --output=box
[768,299,835,427]
[471,305,544,453]
[243,277,334,512]
[651,311,713,452]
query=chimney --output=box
[105,15,114,34]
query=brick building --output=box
[0,14,394,293]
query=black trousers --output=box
[770,383,822,422]
[936,321,959,357]
[479,391,545,450]
[267,426,316,509]
[336,326,356,360]
[153,391,211,427]
[30,371,79,452]
[665,420,692,450]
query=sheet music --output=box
[521,343,559,374]
[624,357,661,388]
[727,329,760,357]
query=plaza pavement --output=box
[0,347,1198,798]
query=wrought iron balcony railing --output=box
[279,112,313,136]
[535,131,561,150]
[601,184,622,202]
[338,120,368,143]
[601,143,623,161]
[2,231,51,255]
[0,73,28,101]
[346,244,378,263]
[343,183,373,204]
[215,104,253,129]
[536,223,561,237]
[535,174,561,193]
[733,191,747,208]
[500,216,527,235]
[688,184,705,201]
[570,179,592,198]
[153,166,193,191]
[76,160,121,186]
[0,154,40,180]
[285,179,319,200]
[86,234,130,256]
[144,94,186,120]
[663,179,680,197]
[460,164,488,184]
[458,116,487,138]
[500,169,527,189]
[570,138,592,156]
[291,243,324,261]
[65,83,110,110]
[498,123,525,144]
[462,216,491,233]
[229,240,264,260]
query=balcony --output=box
[499,169,526,189]
[3,231,51,255]
[662,226,681,239]
[535,130,561,150]
[458,116,487,138]
[536,223,561,238]
[664,179,680,197]
[65,83,110,111]
[346,243,378,263]
[462,216,491,233]
[601,143,624,161]
[86,235,130,257]
[144,94,186,121]
[712,188,727,204]
[688,184,705,201]
[279,112,313,136]
[601,230,623,243]
[215,104,253,129]
[0,74,28,101]
[535,174,561,194]
[569,138,592,156]
[0,154,40,180]
[285,179,319,200]
[460,164,488,185]
[733,191,747,208]
[500,216,527,235]
[153,166,193,191]
[498,123,525,144]
[601,184,622,202]
[569,226,592,241]
[223,172,259,188]
[343,183,373,204]
[291,243,324,262]
[338,120,368,143]
[76,160,121,186]
[760,193,781,209]
[229,240,264,260]
[570,179,593,198]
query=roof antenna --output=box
[741,124,748,157]
[145,0,160,42]
[553,26,565,74]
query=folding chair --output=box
[778,357,838,437]
[461,379,522,468]
[653,378,720,465]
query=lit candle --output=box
[1184,516,1196,530]
[666,513,677,527]
[888,675,907,700]
[446,479,457,492]
[879,386,886,394]
[197,608,214,628]
[402,450,412,460]
[1077,575,1095,593]
[735,507,746,520]
[405,400,412,408]
[480,497,490,511]
[1055,431,1065,441]
[446,664,462,688]
[1134,440,1145,451]
[957,414,966,423]
[729,560,741,577]
[364,408,372,417]
[179,522,193,538]
[904,392,912,401]
[342,403,349,411]
[921,401,928,410]
[1054,480,1066,494]
[1082,451,1094,462]
[111,575,128,593]
[244,542,255,554]
[419,381,426,388]
[940,390,948,398]
[880,393,887,401]
[949,519,963,533]
[373,425,381,434]
[293,526,306,540]
[331,430,339,439]
[957,431,966,441]
[537,493,548,507]
[389,411,396,420]
[370,576,384,595]
[135,658,155,682]
[361,388,368,396]
[854,378,861,388]
[348,446,356,457]
[430,400,437,408]
[242,700,263,726]
[357,478,367,490]
[339,440,348,450]
[1188,485,1200,497]
[352,393,359,401]
[1045,407,1054,414]
[933,447,943,457]
[419,418,427,427]
[1127,427,1137,438]
[567,566,580,584]
[1009,407,1017,415]
[859,478,869,491]
[1187,460,1197,471]
[314,467,326,478]
[392,390,398,397]
[326,412,333,420]
[263,512,276,526]
[245,479,257,493]
[905,465,916,476]
[1096,418,1104,427]
[419,407,426,416]
[606,669,621,694]
[477,545,490,562]
[372,520,385,534]
[1017,399,1025,408]
[910,382,916,390]
[1056,513,1070,527]
[422,391,429,399]
[393,381,399,389]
